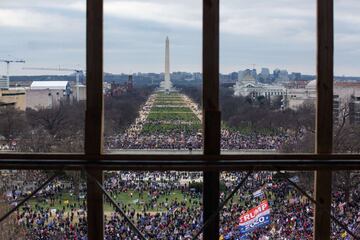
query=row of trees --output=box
[1,84,355,154]
[181,85,316,152]
[0,101,85,152]
[0,86,154,153]
[104,86,154,137]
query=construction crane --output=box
[23,67,84,101]
[0,58,25,89]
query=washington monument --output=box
[160,36,173,91]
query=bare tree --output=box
[0,106,26,142]
[332,100,360,203]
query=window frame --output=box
[0,0,359,239]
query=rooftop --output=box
[30,81,69,90]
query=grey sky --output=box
[0,0,359,76]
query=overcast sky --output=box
[0,0,359,76]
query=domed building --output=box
[233,73,286,98]
[305,79,317,89]
[286,79,317,109]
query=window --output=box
[0,170,87,239]
[103,171,203,238]
[220,0,316,154]
[103,0,203,154]
[0,0,86,153]
[220,171,314,239]
[0,0,358,240]
[331,171,360,239]
[333,0,360,153]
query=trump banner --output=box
[238,200,271,234]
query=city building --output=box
[71,84,86,101]
[0,76,7,89]
[250,68,257,80]
[350,95,360,124]
[238,70,245,82]
[257,68,271,83]
[0,88,26,110]
[277,70,290,83]
[26,81,71,109]
[260,68,270,78]
[334,82,360,124]
[287,80,360,126]
[233,73,286,98]
[286,80,316,109]
[290,72,302,81]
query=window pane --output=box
[0,170,87,239]
[0,0,86,153]
[104,171,203,238]
[103,0,203,154]
[220,1,316,154]
[332,171,360,239]
[333,0,360,153]
[220,171,314,239]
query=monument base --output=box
[155,87,178,93]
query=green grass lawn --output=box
[26,193,84,210]
[24,190,200,214]
[154,100,185,105]
[155,93,184,102]
[142,92,201,134]
[147,112,200,122]
[20,187,280,217]
[103,190,200,212]
[151,107,193,113]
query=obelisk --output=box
[162,36,172,91]
[165,36,170,84]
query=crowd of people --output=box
[332,186,360,239]
[103,92,304,152]
[0,170,359,239]
[105,92,204,151]
[105,130,298,152]
[220,130,296,151]
[220,172,314,239]
[0,171,87,240]
[106,131,203,150]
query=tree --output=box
[332,100,360,203]
[26,103,68,136]
[104,87,153,137]
[24,101,85,153]
[0,106,26,142]
[333,101,360,153]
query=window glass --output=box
[333,0,360,153]
[332,171,360,238]
[104,171,203,238]
[103,0,203,154]
[0,0,86,153]
[220,171,314,239]
[0,170,87,239]
[220,0,316,154]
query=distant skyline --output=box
[0,0,360,76]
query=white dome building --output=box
[233,74,286,98]
[305,79,317,90]
[286,79,317,109]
